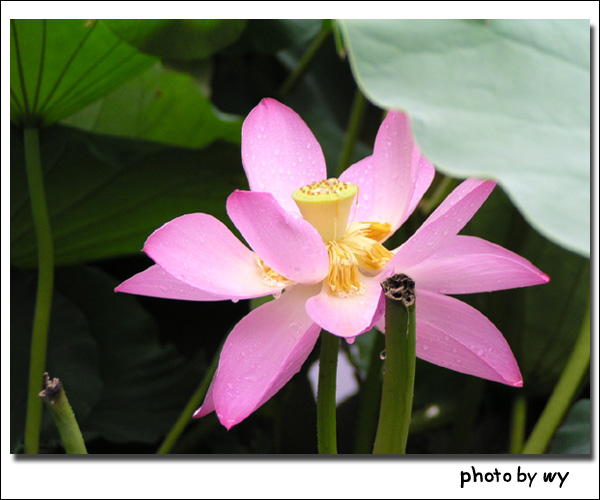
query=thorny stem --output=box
[317,331,339,454]
[23,127,54,454]
[373,274,417,454]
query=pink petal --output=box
[404,236,550,294]
[193,376,216,418]
[207,285,321,429]
[241,98,327,214]
[369,111,419,231]
[341,149,434,231]
[143,213,284,300]
[416,290,522,386]
[389,179,496,270]
[115,264,227,301]
[339,155,374,225]
[227,190,329,285]
[305,274,388,338]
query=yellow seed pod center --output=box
[292,178,358,242]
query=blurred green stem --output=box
[317,331,338,454]
[39,373,87,454]
[353,332,385,453]
[509,393,527,453]
[279,26,331,99]
[521,299,590,454]
[157,346,220,454]
[336,89,367,176]
[23,127,54,454]
[419,175,459,215]
[373,275,416,454]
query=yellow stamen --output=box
[324,222,394,296]
[292,178,358,242]
[346,221,393,242]
[325,241,365,297]
[255,256,291,287]
[342,221,394,271]
[291,180,395,297]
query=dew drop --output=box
[379,350,387,360]
[231,298,239,304]
[422,345,430,351]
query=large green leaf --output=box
[339,20,590,257]
[104,20,247,61]
[61,62,242,148]
[10,19,156,127]
[10,126,247,267]
[551,399,590,454]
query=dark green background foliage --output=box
[11,19,589,454]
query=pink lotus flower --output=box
[116,98,549,429]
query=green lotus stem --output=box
[317,331,338,454]
[157,347,220,454]
[373,274,417,454]
[521,298,590,454]
[353,332,385,454]
[39,373,87,454]
[336,89,367,176]
[509,393,527,454]
[23,127,54,454]
[419,175,459,215]
[279,26,331,99]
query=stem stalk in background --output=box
[317,331,339,454]
[23,127,54,454]
[278,26,331,99]
[157,348,220,454]
[509,393,527,454]
[520,299,590,454]
[336,89,367,176]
